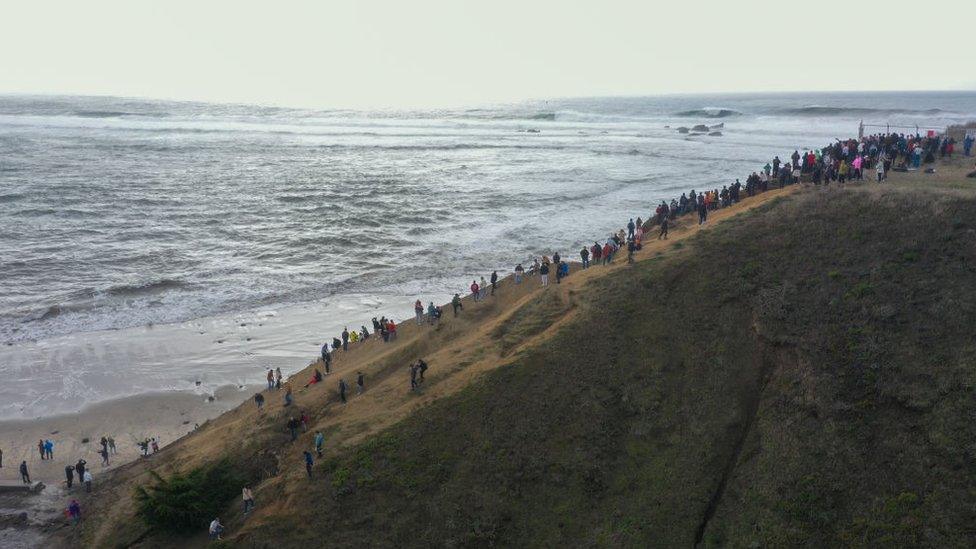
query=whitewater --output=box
[2,91,975,418]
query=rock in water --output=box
[677,127,690,134]
[708,131,723,136]
[710,122,725,129]
[692,124,710,132]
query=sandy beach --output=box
[0,385,251,485]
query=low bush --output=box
[134,459,245,533]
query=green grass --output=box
[161,183,976,547]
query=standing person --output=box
[387,319,397,341]
[254,392,265,411]
[267,369,275,390]
[539,261,549,286]
[242,486,255,514]
[659,216,669,240]
[341,328,349,352]
[99,446,109,466]
[83,470,93,493]
[38,439,45,460]
[338,378,347,403]
[107,437,116,455]
[320,343,331,369]
[287,417,299,441]
[451,293,462,316]
[275,367,283,389]
[414,299,424,325]
[284,386,293,407]
[209,518,224,541]
[470,280,480,302]
[627,218,636,240]
[68,500,81,525]
[65,464,75,489]
[427,302,438,325]
[75,459,86,482]
[303,450,314,477]
[314,431,325,457]
[627,240,636,263]
[44,439,54,459]
[514,263,524,284]
[876,158,885,182]
[300,410,310,432]
[490,271,498,295]
[20,461,30,484]
[580,246,589,268]
[323,348,332,374]
[479,277,489,300]
[417,359,429,383]
[698,200,708,225]
[357,371,365,394]
[0,446,3,468]
[410,362,418,391]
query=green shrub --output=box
[134,459,245,533]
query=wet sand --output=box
[0,385,252,484]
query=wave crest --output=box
[674,108,742,118]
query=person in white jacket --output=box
[209,518,224,540]
[242,486,255,514]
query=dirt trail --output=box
[77,184,799,547]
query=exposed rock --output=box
[708,131,723,136]
[676,127,690,134]
[710,122,724,129]
[692,124,710,132]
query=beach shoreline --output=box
[0,384,254,484]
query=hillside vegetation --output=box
[73,159,976,548]
[241,181,976,547]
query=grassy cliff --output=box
[227,173,976,547]
[76,161,976,548]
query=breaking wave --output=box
[780,106,947,116]
[674,109,742,118]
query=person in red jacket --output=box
[602,243,613,264]
[387,320,397,341]
[470,280,480,301]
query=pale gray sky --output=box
[2,0,972,108]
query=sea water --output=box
[2,91,975,418]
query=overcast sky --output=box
[3,0,973,108]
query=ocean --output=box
[2,91,975,419]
